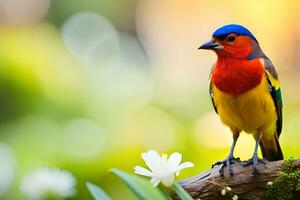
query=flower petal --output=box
[176,162,194,176]
[141,150,161,172]
[161,174,175,187]
[178,162,194,170]
[167,152,182,167]
[221,189,226,196]
[226,186,231,191]
[150,177,161,187]
[134,166,153,177]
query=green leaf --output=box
[86,182,112,200]
[173,182,193,200]
[111,168,172,200]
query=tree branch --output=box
[176,159,300,200]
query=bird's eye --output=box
[227,35,236,43]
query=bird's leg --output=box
[212,133,240,175]
[242,132,266,174]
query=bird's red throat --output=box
[212,57,264,96]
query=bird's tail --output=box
[260,134,283,161]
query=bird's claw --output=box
[242,156,266,175]
[212,157,240,176]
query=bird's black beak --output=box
[198,40,219,50]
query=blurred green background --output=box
[0,0,300,199]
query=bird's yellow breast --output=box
[212,75,277,133]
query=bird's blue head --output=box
[212,24,258,43]
[199,24,260,59]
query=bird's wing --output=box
[263,58,283,136]
[209,64,218,114]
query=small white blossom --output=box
[232,194,238,200]
[226,186,232,191]
[134,150,194,187]
[21,168,77,200]
[267,181,273,186]
[221,189,226,196]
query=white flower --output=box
[134,150,194,187]
[267,181,273,186]
[21,168,77,200]
[221,186,232,196]
[226,186,232,191]
[232,194,238,200]
[221,189,226,196]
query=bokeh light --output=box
[61,12,119,64]
[62,119,107,160]
[0,143,16,196]
[1,0,51,25]
[195,112,232,149]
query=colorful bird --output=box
[199,24,283,175]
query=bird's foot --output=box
[242,155,266,175]
[212,156,240,176]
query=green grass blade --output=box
[86,182,112,200]
[173,182,193,200]
[111,168,172,200]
